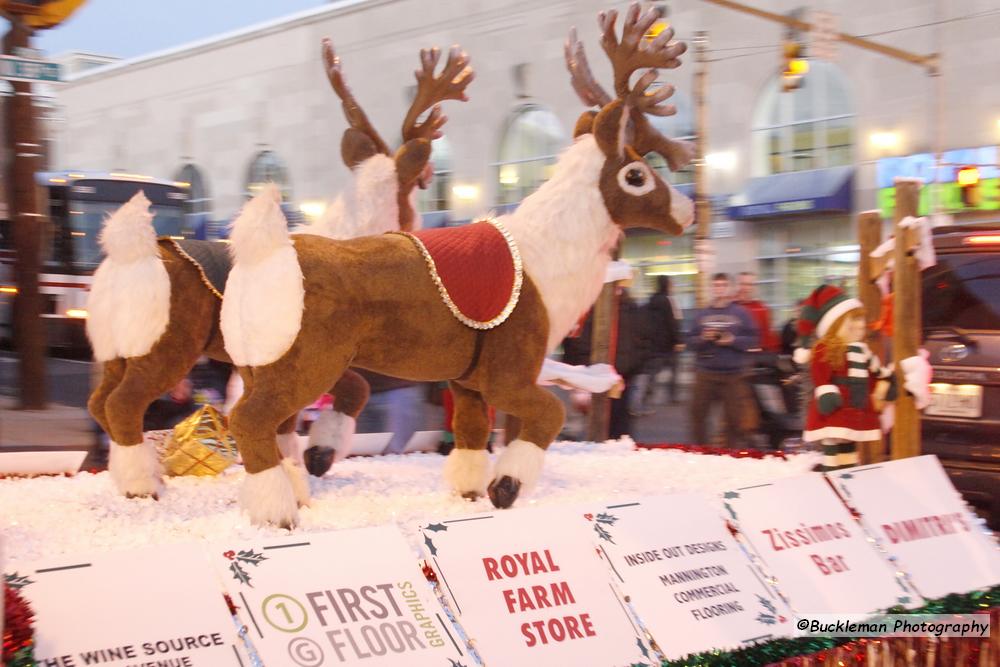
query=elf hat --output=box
[797,284,863,340]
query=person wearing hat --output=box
[796,284,939,471]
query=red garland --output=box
[3,582,35,662]
[635,443,787,460]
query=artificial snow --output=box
[0,440,819,567]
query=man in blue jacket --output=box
[686,273,759,447]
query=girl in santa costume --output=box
[796,284,896,471]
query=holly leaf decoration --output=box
[424,533,438,557]
[723,502,738,521]
[838,472,854,480]
[4,572,33,590]
[235,549,267,566]
[594,523,615,544]
[723,490,740,499]
[637,637,651,659]
[426,523,448,533]
[229,561,253,587]
[448,660,467,667]
[757,594,776,615]
[596,512,618,526]
[756,611,778,625]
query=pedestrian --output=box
[735,271,776,352]
[686,273,759,447]
[630,275,681,414]
[355,371,425,455]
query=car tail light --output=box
[963,235,1000,246]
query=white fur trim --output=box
[281,458,311,507]
[443,449,490,497]
[814,384,840,399]
[240,464,300,527]
[847,368,868,378]
[310,155,400,240]
[901,352,932,409]
[86,193,171,362]
[817,297,863,337]
[793,347,812,364]
[492,439,546,493]
[667,182,695,230]
[108,438,162,497]
[846,351,867,364]
[805,426,881,442]
[308,411,356,463]
[276,431,303,465]
[503,136,622,351]
[221,187,305,367]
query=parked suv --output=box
[921,223,1000,529]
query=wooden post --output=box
[3,20,47,409]
[587,283,618,442]
[693,30,711,309]
[857,210,884,464]
[891,180,921,460]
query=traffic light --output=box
[781,41,809,92]
[957,165,981,208]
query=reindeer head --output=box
[565,3,694,236]
[322,40,473,231]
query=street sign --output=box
[0,55,61,83]
[810,10,839,61]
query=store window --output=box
[645,89,695,186]
[495,105,567,205]
[173,163,211,216]
[751,61,854,176]
[244,149,291,201]
[418,137,452,213]
[620,229,697,316]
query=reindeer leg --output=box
[443,382,492,500]
[88,358,126,439]
[482,384,564,509]
[304,369,369,476]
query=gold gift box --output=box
[161,405,239,477]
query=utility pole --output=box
[587,282,618,442]
[692,30,710,309]
[857,209,883,464]
[3,17,46,409]
[891,180,922,460]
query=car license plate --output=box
[925,383,983,418]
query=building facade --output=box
[52,0,1000,319]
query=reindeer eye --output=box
[617,161,656,196]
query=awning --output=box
[727,166,853,220]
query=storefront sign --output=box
[877,146,999,216]
[585,494,794,660]
[11,544,243,666]
[213,527,467,666]
[723,473,921,614]
[420,507,652,666]
[831,456,1000,599]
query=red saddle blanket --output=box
[394,219,522,329]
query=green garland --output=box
[662,585,1000,667]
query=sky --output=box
[7,0,328,60]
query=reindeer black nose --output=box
[625,168,645,187]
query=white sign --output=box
[421,507,652,666]
[723,473,921,614]
[8,544,243,666]
[212,526,467,666]
[831,456,1000,599]
[586,494,795,659]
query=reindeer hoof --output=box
[303,446,335,477]
[125,491,159,501]
[488,476,521,509]
[461,491,482,501]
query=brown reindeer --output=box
[86,40,472,501]
[218,3,695,527]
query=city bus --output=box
[0,171,190,351]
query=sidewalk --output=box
[0,396,96,450]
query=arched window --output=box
[244,149,291,200]
[418,137,453,213]
[173,163,211,216]
[751,61,854,175]
[495,105,567,205]
[645,89,695,186]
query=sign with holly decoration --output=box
[723,473,923,615]
[832,455,1000,599]
[420,506,655,667]
[212,526,468,666]
[584,493,795,660]
[8,543,244,665]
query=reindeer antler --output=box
[322,38,391,156]
[402,46,474,142]
[565,9,694,172]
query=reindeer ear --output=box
[395,138,432,187]
[341,128,380,169]
[593,99,629,160]
[573,110,598,138]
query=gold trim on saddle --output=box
[161,238,224,300]
[391,218,523,330]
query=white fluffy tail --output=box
[221,184,305,367]
[87,192,171,362]
[310,154,400,240]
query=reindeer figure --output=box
[86,40,472,501]
[219,3,694,527]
